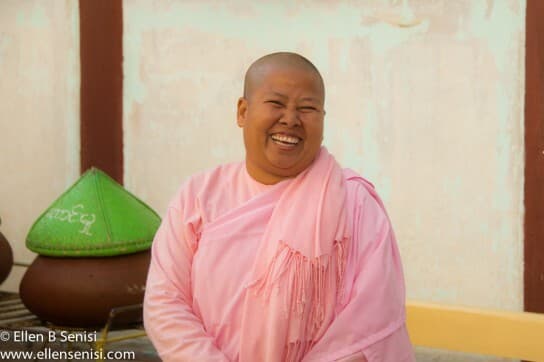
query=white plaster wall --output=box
[0,0,80,292]
[124,1,525,358]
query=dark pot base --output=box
[20,251,150,328]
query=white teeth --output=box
[271,134,300,145]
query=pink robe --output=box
[144,157,414,361]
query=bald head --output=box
[243,52,325,100]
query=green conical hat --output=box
[26,168,161,257]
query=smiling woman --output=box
[143,52,414,362]
[236,53,326,185]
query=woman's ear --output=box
[237,97,248,128]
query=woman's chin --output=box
[268,161,306,178]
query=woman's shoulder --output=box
[169,162,244,209]
[188,162,244,188]
[342,168,392,229]
[343,169,383,207]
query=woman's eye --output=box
[266,100,283,107]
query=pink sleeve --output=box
[302,181,415,362]
[333,326,413,362]
[361,325,414,362]
[143,187,229,362]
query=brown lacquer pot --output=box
[0,218,13,284]
[20,168,160,327]
[20,250,150,327]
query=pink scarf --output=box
[240,147,350,361]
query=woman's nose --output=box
[279,109,301,127]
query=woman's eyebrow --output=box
[264,93,320,103]
[299,97,320,103]
[267,91,288,99]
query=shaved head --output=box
[237,52,326,184]
[243,52,325,100]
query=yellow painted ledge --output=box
[406,301,544,361]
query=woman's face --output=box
[237,65,325,185]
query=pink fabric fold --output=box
[144,147,415,362]
[240,148,350,361]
